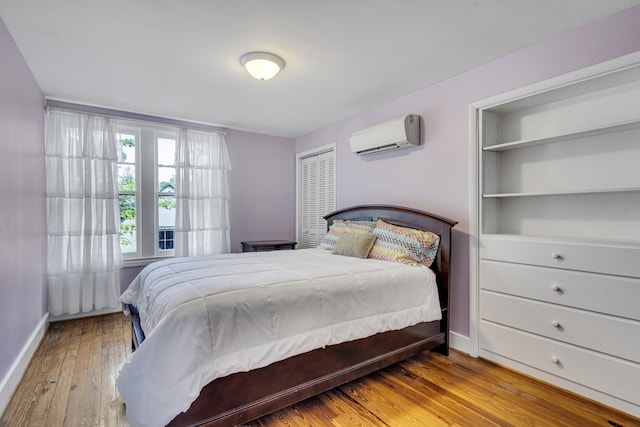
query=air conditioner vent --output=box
[350,115,421,156]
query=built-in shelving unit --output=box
[472,53,640,418]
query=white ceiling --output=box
[1,1,639,138]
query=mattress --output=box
[116,248,442,427]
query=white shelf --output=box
[483,119,640,152]
[480,233,640,247]
[483,187,640,198]
[484,59,640,115]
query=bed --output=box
[117,205,457,427]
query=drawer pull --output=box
[550,284,562,293]
[551,356,560,364]
[551,320,561,328]
[551,252,563,260]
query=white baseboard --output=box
[450,331,472,356]
[0,312,49,417]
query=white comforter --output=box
[116,248,441,427]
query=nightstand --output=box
[241,240,297,252]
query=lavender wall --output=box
[119,129,296,291]
[0,18,47,383]
[296,5,640,339]
[226,129,296,253]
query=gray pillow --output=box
[332,233,377,258]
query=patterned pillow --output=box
[368,219,440,267]
[317,220,377,250]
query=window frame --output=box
[154,131,177,256]
[118,121,177,266]
[117,125,142,260]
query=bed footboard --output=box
[167,321,444,427]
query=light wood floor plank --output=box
[341,374,450,427]
[100,314,118,427]
[2,323,65,427]
[376,366,500,427]
[2,313,640,427]
[317,389,388,427]
[435,350,635,427]
[62,316,101,427]
[411,353,579,426]
[398,355,529,426]
[111,314,130,426]
[44,320,83,427]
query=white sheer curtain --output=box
[45,109,121,316]
[175,129,232,257]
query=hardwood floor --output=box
[1,314,638,427]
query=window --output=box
[118,129,138,254]
[158,229,174,250]
[117,122,177,262]
[157,136,176,253]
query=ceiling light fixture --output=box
[240,52,285,81]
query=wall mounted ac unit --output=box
[350,114,421,156]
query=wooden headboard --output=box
[324,204,458,343]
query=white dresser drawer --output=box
[480,260,640,320]
[480,235,640,277]
[481,291,640,362]
[480,321,640,406]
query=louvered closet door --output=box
[301,150,335,248]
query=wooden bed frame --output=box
[128,205,457,427]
